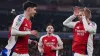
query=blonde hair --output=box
[79,7,92,19]
[84,7,92,19]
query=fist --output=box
[31,30,38,36]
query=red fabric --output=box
[72,21,89,54]
[13,18,32,54]
[42,35,58,56]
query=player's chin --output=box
[31,14,35,17]
[48,32,52,34]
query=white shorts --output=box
[12,52,29,56]
[74,53,87,56]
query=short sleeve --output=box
[38,36,44,46]
[56,35,63,45]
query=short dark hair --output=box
[23,1,37,10]
[46,24,54,28]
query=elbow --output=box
[63,22,69,27]
[63,21,66,26]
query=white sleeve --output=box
[11,15,31,36]
[38,36,43,46]
[38,36,44,53]
[56,35,63,46]
[82,16,97,33]
[63,15,77,28]
[11,29,31,36]
[12,15,24,30]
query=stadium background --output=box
[0,0,100,56]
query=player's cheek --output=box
[46,29,48,32]
[52,29,54,32]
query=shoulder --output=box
[52,34,60,38]
[40,35,47,39]
[14,14,25,21]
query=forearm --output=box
[63,15,76,25]
[11,28,31,36]
[56,45,63,50]
[63,15,76,28]
[82,16,89,30]
[82,16,96,33]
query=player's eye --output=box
[48,27,50,29]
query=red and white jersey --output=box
[38,34,63,56]
[63,15,97,56]
[5,14,32,54]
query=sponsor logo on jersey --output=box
[76,26,80,29]
[52,39,55,41]
[25,24,28,27]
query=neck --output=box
[24,11,30,20]
[47,33,53,36]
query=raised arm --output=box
[63,6,80,28]
[82,16,97,33]
[82,8,97,33]
[63,15,77,28]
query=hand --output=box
[31,30,38,36]
[73,6,80,16]
[83,7,91,19]
[51,45,57,50]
